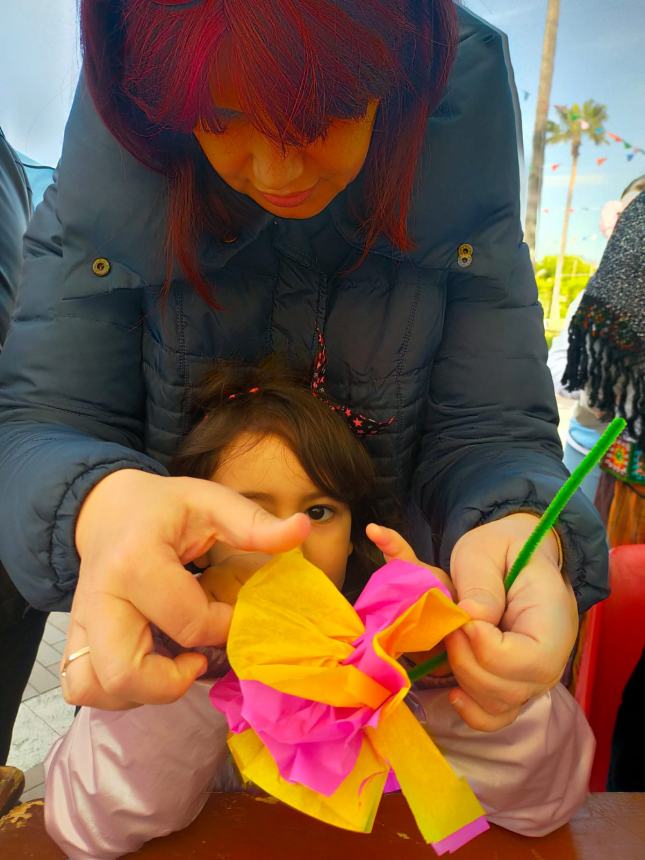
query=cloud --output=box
[543,173,610,188]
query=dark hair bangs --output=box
[203,1,413,150]
[122,0,413,149]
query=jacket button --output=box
[223,235,238,244]
[92,257,111,277]
[457,243,474,268]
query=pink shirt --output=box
[44,679,594,859]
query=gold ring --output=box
[61,646,91,678]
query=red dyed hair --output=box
[80,0,458,304]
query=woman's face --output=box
[205,432,353,599]
[194,68,379,219]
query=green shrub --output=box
[535,255,595,322]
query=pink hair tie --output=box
[226,387,261,401]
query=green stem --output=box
[407,417,626,684]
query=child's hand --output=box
[198,552,271,605]
[445,513,579,732]
[366,524,457,676]
[365,523,456,598]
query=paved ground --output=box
[9,397,575,802]
[10,611,75,802]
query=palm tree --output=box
[545,101,608,327]
[525,0,561,261]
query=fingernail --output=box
[451,695,464,710]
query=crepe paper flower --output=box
[210,550,488,854]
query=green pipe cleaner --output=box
[408,417,626,683]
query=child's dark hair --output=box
[171,358,384,596]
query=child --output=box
[44,361,594,860]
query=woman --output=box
[0,1,605,730]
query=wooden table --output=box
[1,792,643,859]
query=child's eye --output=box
[306,505,334,523]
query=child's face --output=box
[205,432,353,597]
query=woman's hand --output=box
[445,513,579,732]
[62,469,310,710]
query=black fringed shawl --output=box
[563,191,645,450]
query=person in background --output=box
[548,291,604,502]
[0,128,53,815]
[547,175,645,503]
[563,188,645,792]
[563,186,644,546]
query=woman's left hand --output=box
[445,513,579,732]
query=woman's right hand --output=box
[61,469,310,710]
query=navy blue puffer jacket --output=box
[0,8,607,612]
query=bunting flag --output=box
[584,126,645,164]
[541,205,608,216]
[547,111,644,162]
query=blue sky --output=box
[466,0,645,261]
[2,1,644,263]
